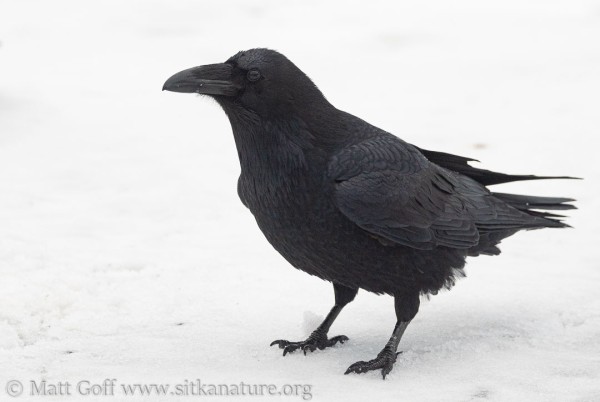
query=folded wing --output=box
[328,135,561,251]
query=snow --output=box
[1,0,599,401]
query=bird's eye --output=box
[246,69,261,82]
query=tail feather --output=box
[492,192,576,228]
[419,148,580,186]
[418,147,578,229]
[491,193,577,211]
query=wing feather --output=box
[329,136,482,250]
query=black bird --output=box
[163,48,576,378]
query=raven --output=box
[163,48,576,378]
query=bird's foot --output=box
[344,348,400,379]
[270,330,348,356]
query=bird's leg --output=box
[345,290,420,379]
[270,282,358,356]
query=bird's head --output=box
[163,48,329,119]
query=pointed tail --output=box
[492,192,576,228]
[419,148,580,186]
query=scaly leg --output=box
[271,282,358,355]
[345,290,420,379]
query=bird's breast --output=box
[237,170,325,223]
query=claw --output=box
[270,333,349,356]
[344,361,367,375]
[328,335,349,346]
[269,340,289,348]
[302,344,317,355]
[344,349,400,379]
[282,344,300,356]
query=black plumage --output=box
[163,48,576,378]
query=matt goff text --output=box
[4,379,313,399]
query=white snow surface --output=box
[1,1,599,401]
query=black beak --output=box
[162,63,240,96]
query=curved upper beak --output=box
[162,63,240,96]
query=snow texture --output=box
[0,0,598,401]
